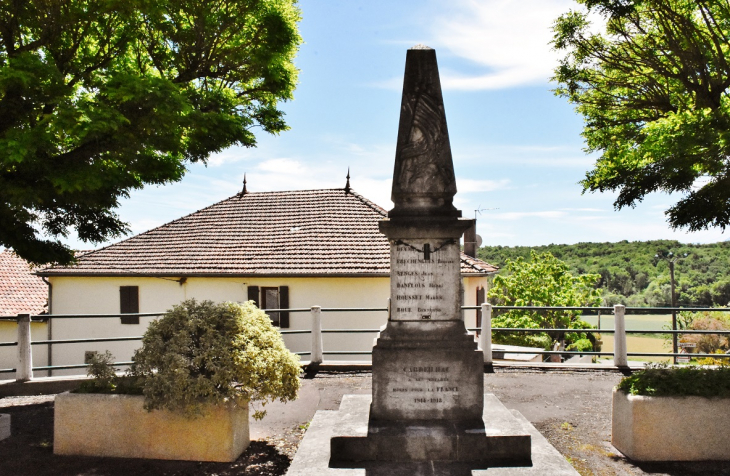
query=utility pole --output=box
[656,250,686,365]
[669,259,677,365]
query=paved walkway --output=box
[250,369,622,440]
[3,368,729,475]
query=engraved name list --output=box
[391,239,460,321]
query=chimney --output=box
[464,219,477,258]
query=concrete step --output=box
[287,394,579,475]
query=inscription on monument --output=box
[384,364,463,409]
[391,239,460,320]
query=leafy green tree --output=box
[1,0,301,265]
[711,278,730,306]
[488,251,602,349]
[552,1,730,232]
[479,240,730,307]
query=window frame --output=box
[120,286,140,325]
[246,285,289,328]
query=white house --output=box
[0,249,50,378]
[36,186,497,375]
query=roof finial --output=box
[242,173,248,195]
[345,167,351,194]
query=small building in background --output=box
[35,186,497,375]
[0,250,49,378]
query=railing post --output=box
[480,303,493,370]
[310,306,323,365]
[16,314,33,382]
[613,304,628,368]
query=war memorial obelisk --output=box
[331,44,530,469]
[286,46,580,476]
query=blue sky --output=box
[66,0,729,250]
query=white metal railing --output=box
[4,304,730,382]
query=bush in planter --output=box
[76,351,144,395]
[125,299,300,419]
[129,299,301,418]
[83,351,117,392]
[617,363,730,397]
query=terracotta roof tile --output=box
[41,189,498,277]
[0,250,48,315]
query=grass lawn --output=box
[583,313,672,332]
[598,335,671,363]
[584,314,673,363]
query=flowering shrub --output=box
[130,299,300,419]
[677,310,730,355]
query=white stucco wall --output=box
[462,276,489,331]
[3,273,488,377]
[0,320,50,380]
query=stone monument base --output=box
[286,394,579,476]
[370,320,485,422]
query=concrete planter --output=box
[612,388,730,461]
[54,393,249,462]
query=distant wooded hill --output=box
[477,240,730,307]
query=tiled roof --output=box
[40,189,498,277]
[0,250,47,316]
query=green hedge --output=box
[617,364,730,397]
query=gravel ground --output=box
[1,369,729,476]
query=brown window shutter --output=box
[247,285,260,307]
[120,286,140,324]
[278,286,289,328]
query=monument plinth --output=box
[286,46,580,476]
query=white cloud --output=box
[457,178,511,193]
[257,158,307,175]
[207,151,243,167]
[456,143,596,168]
[431,0,580,90]
[489,210,568,221]
[691,176,712,191]
[479,231,516,239]
[559,208,606,212]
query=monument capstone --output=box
[286,46,580,476]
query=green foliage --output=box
[0,0,301,265]
[697,351,730,366]
[488,251,601,349]
[617,363,730,397]
[82,351,117,392]
[566,338,593,353]
[479,240,730,307]
[131,299,300,419]
[77,350,143,395]
[678,310,730,354]
[552,1,730,232]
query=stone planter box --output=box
[612,388,730,461]
[54,393,249,462]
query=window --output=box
[247,285,289,328]
[120,286,139,324]
[262,287,280,326]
